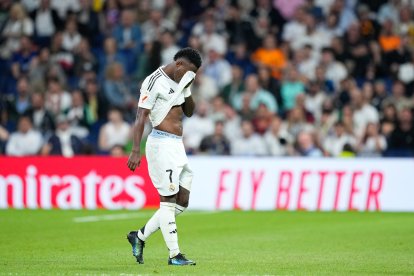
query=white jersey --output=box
[138,67,190,127]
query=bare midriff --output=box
[154,105,183,136]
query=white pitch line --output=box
[73,211,220,223]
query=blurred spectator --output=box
[62,17,81,52]
[225,4,258,51]
[304,81,326,122]
[233,74,277,114]
[30,0,62,47]
[386,106,414,156]
[252,34,286,80]
[160,30,180,65]
[98,108,130,152]
[66,90,91,138]
[280,66,305,112]
[286,106,313,138]
[73,38,98,79]
[141,8,175,43]
[320,47,347,90]
[110,144,127,157]
[84,80,107,122]
[199,120,231,155]
[291,12,331,53]
[250,0,285,35]
[323,121,356,157]
[98,37,127,78]
[183,101,214,153]
[45,77,72,116]
[103,63,135,114]
[49,32,74,74]
[51,0,80,20]
[383,81,411,112]
[231,120,267,156]
[295,45,318,81]
[163,0,181,27]
[357,122,387,157]
[24,92,55,136]
[264,115,293,156]
[11,36,38,81]
[371,80,388,110]
[112,9,142,73]
[204,45,232,89]
[76,0,100,46]
[274,0,305,20]
[191,69,218,102]
[136,40,162,81]
[252,104,273,135]
[193,14,227,56]
[223,105,242,141]
[221,65,244,105]
[350,87,380,138]
[282,6,307,43]
[378,0,400,25]
[257,66,280,106]
[41,114,83,157]
[0,3,33,60]
[4,77,31,124]
[225,43,256,77]
[6,116,43,156]
[379,19,401,53]
[103,0,121,35]
[295,130,323,157]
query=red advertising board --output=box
[0,157,159,209]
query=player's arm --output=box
[127,107,150,172]
[181,95,195,117]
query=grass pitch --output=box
[0,210,413,275]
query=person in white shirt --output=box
[323,121,356,157]
[0,3,33,59]
[6,116,43,156]
[231,120,267,156]
[264,115,293,156]
[126,48,202,266]
[62,18,81,52]
[350,88,379,138]
[98,108,131,152]
[45,77,72,116]
[281,6,306,43]
[357,122,387,157]
[320,47,348,90]
[160,30,180,66]
[182,100,214,152]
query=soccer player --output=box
[126,48,202,266]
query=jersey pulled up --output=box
[138,67,190,127]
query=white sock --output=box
[175,204,186,216]
[159,202,180,258]
[137,209,160,241]
[137,204,186,242]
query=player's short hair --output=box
[174,47,202,69]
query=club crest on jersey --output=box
[169,183,175,192]
[168,88,175,94]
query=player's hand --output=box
[127,151,141,172]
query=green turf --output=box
[0,210,413,275]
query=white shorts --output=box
[145,129,193,196]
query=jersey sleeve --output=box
[138,76,158,110]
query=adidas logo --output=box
[168,88,175,94]
[169,229,177,234]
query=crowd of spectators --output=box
[1,0,414,157]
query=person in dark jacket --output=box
[41,115,83,157]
